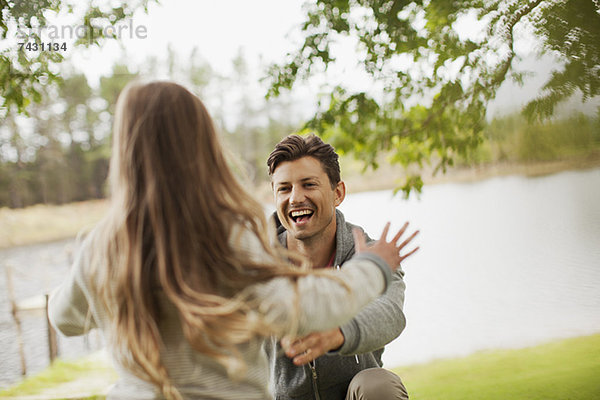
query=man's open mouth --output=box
[289,209,314,223]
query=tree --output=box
[0,62,133,207]
[267,0,600,195]
[224,50,305,184]
[0,0,155,114]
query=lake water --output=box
[0,239,104,389]
[338,167,600,367]
[1,168,599,387]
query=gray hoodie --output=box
[267,209,407,400]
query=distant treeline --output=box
[1,70,119,208]
[3,105,598,209]
[0,140,109,208]
[461,112,600,165]
[2,53,599,208]
[0,52,300,209]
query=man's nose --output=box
[289,186,306,204]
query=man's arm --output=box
[281,222,417,364]
[281,269,405,365]
[337,222,416,354]
[337,268,406,355]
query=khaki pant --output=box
[346,368,409,400]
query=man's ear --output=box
[334,181,346,207]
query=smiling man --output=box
[266,134,413,400]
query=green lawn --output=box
[1,335,598,399]
[0,352,116,399]
[393,334,600,400]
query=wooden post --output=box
[45,293,58,362]
[4,266,27,376]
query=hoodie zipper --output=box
[307,261,359,400]
[308,360,321,400]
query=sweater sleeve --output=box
[251,254,391,337]
[236,228,392,337]
[336,267,406,354]
[48,236,97,336]
[332,217,407,355]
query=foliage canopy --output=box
[0,0,155,114]
[267,0,600,195]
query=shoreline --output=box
[343,152,600,195]
[2,157,600,250]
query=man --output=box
[266,134,416,400]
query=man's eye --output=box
[277,187,290,192]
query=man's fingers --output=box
[285,341,305,357]
[283,330,343,365]
[288,340,324,366]
[292,349,313,366]
[291,342,329,366]
[280,336,295,350]
[283,335,315,357]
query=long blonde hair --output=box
[90,81,310,398]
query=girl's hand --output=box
[353,222,420,271]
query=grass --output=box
[392,334,600,400]
[0,351,116,399]
[1,335,598,399]
[0,199,107,249]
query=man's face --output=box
[271,156,345,241]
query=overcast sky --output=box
[19,0,597,119]
[68,0,307,83]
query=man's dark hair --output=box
[267,134,341,188]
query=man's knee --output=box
[346,368,409,400]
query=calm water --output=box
[339,167,600,367]
[1,168,599,387]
